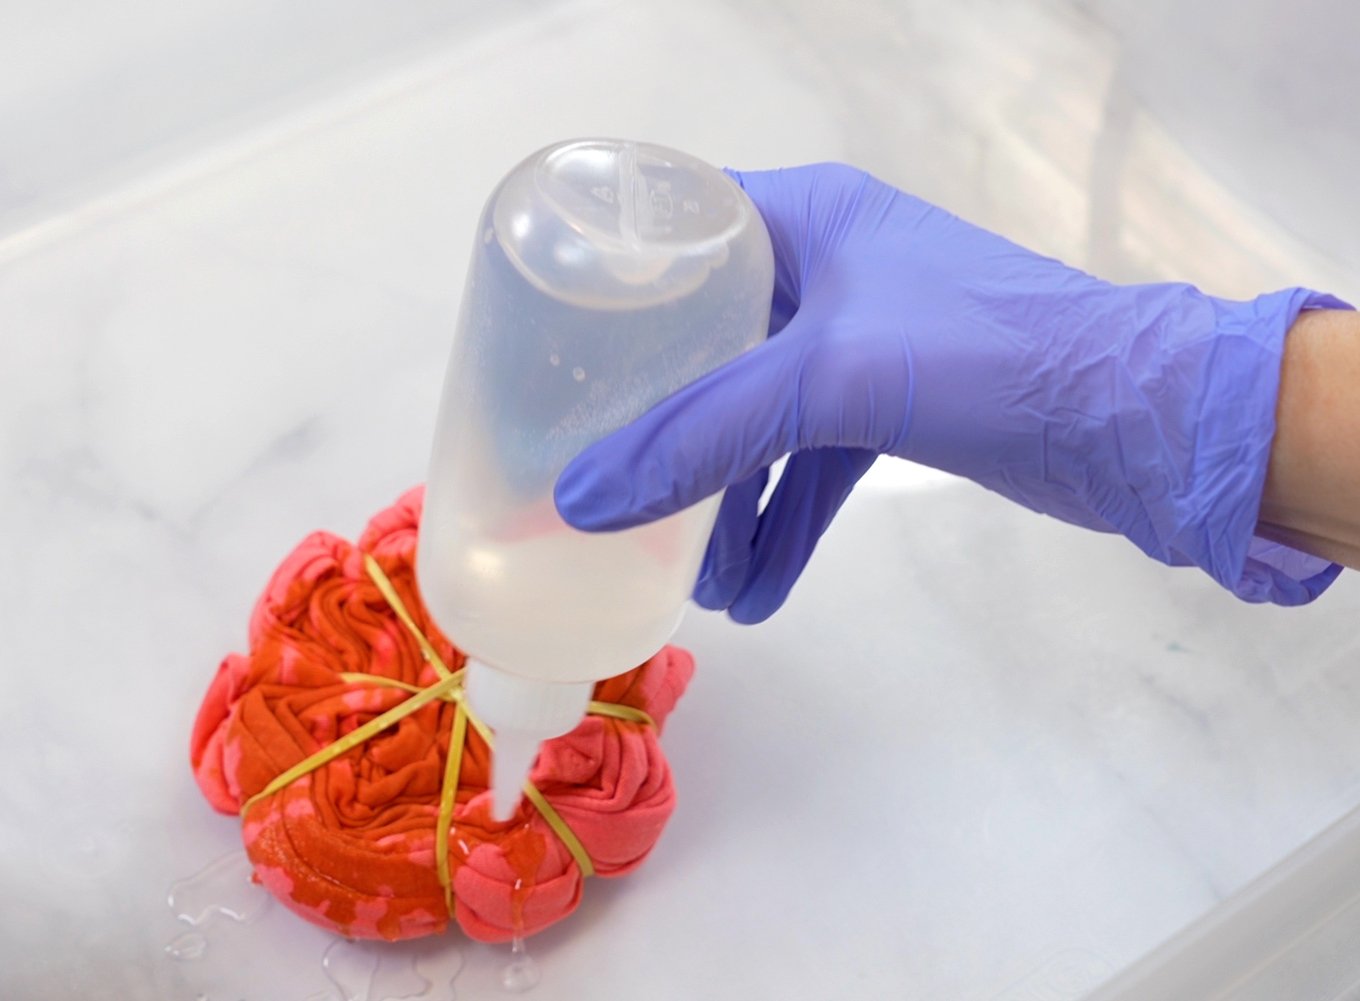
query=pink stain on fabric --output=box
[187,486,693,943]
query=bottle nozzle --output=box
[464,662,593,822]
[488,727,541,821]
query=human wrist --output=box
[1082,285,1346,602]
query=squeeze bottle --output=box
[417,139,773,820]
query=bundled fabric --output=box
[190,487,693,942]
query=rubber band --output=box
[586,700,655,729]
[240,669,462,816]
[522,783,595,878]
[241,554,652,915]
[363,554,453,680]
[436,701,468,915]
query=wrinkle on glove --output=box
[190,487,693,943]
[556,164,1350,619]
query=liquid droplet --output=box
[165,931,208,961]
[571,367,586,382]
[168,851,270,926]
[483,227,495,244]
[501,936,540,993]
[548,353,560,367]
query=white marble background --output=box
[3,1,1359,998]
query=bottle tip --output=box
[489,729,543,822]
[464,662,595,821]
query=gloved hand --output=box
[554,163,1347,622]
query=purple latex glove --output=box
[554,164,1347,623]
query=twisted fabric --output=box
[190,487,693,942]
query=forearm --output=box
[1259,308,1360,567]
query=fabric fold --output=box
[190,486,693,942]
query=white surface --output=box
[3,1,1359,999]
[1088,804,1360,1000]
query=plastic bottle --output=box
[417,139,773,819]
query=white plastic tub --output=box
[1088,805,1360,1000]
[4,2,1359,999]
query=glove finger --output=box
[724,167,803,333]
[554,330,809,530]
[728,447,878,624]
[693,468,769,610]
[726,164,892,327]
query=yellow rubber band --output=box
[240,669,462,816]
[436,702,468,916]
[586,700,656,729]
[242,554,656,916]
[522,783,595,878]
[362,554,453,680]
[338,671,466,700]
[445,704,596,879]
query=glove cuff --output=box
[1189,289,1350,603]
[1108,287,1350,604]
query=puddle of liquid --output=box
[164,852,466,999]
[323,939,427,1001]
[323,937,465,1001]
[168,850,270,926]
[165,931,209,961]
[500,936,540,993]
